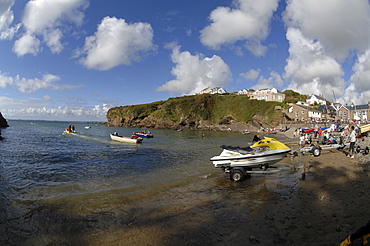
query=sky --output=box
[1,0,370,121]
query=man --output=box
[347,125,356,158]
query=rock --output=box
[0,112,9,128]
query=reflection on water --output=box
[0,120,300,245]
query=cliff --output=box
[105,94,286,132]
[0,112,9,128]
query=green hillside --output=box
[106,94,287,129]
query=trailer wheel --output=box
[365,147,369,155]
[312,147,321,157]
[356,146,361,153]
[230,169,245,182]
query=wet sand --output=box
[80,133,370,245]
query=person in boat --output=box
[113,132,119,136]
[131,134,138,139]
[71,125,75,132]
[340,219,370,246]
[252,134,261,143]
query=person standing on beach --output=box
[347,125,356,158]
[299,133,305,146]
[340,219,370,246]
[314,123,319,138]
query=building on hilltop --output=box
[237,89,255,95]
[306,94,327,106]
[247,88,285,102]
[197,87,227,95]
[286,103,321,122]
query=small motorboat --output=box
[265,130,277,135]
[210,137,291,182]
[84,126,92,129]
[134,131,153,138]
[110,134,143,144]
[64,129,76,133]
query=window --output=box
[301,110,305,114]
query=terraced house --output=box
[246,88,285,102]
[286,103,321,121]
[337,103,370,121]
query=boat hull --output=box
[110,134,143,144]
[135,133,153,138]
[210,149,290,168]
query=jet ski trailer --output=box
[210,137,291,182]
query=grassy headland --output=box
[106,94,287,131]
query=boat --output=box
[84,126,92,129]
[302,128,314,133]
[361,123,370,134]
[242,130,250,134]
[210,137,291,182]
[134,131,153,138]
[110,134,143,144]
[64,129,76,133]
[265,131,277,135]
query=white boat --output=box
[110,134,143,144]
[210,137,291,182]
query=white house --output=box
[237,89,254,95]
[198,87,227,95]
[248,88,285,102]
[306,94,327,105]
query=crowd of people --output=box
[294,122,361,158]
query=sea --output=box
[0,120,301,245]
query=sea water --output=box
[0,120,298,245]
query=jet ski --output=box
[210,137,291,182]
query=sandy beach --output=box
[83,130,370,246]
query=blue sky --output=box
[1,0,370,121]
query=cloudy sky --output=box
[1,0,370,121]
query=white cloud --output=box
[283,28,345,100]
[252,71,283,89]
[77,16,156,71]
[156,44,232,95]
[13,0,88,56]
[43,29,64,54]
[0,96,110,121]
[0,72,82,93]
[283,0,370,104]
[350,50,370,92]
[342,49,370,104]
[240,69,260,80]
[0,0,20,40]
[0,0,14,30]
[13,32,41,56]
[200,0,279,56]
[283,0,370,60]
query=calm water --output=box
[0,120,299,245]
